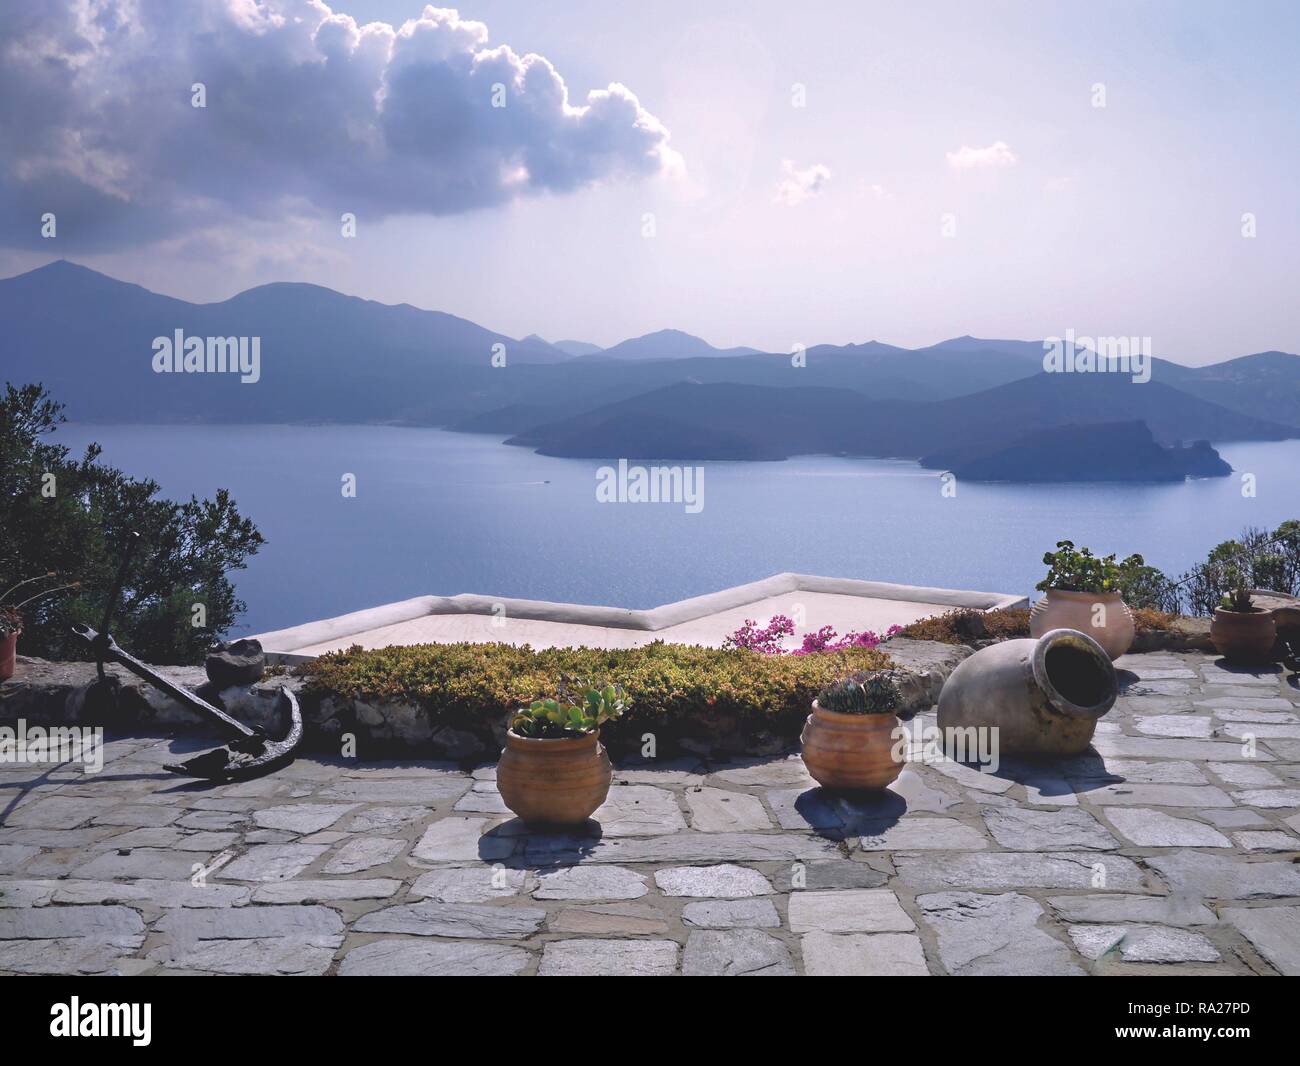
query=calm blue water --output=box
[54,425,1300,636]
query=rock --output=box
[412,816,512,863]
[896,852,1144,892]
[982,807,1118,851]
[549,903,670,935]
[411,867,527,903]
[682,930,794,976]
[917,891,1083,976]
[787,889,914,933]
[1134,714,1213,738]
[1091,735,1269,762]
[1208,762,1284,787]
[771,860,888,892]
[322,836,405,874]
[538,938,678,976]
[1231,788,1300,808]
[1221,906,1300,975]
[1068,924,1219,964]
[354,901,545,939]
[800,931,929,976]
[591,785,687,836]
[349,805,433,833]
[653,864,773,898]
[881,636,972,714]
[340,939,529,976]
[524,831,839,866]
[1102,808,1231,848]
[73,849,201,881]
[205,639,265,688]
[1085,783,1234,808]
[711,757,815,789]
[682,898,780,929]
[684,787,772,831]
[1146,853,1300,899]
[1046,893,1216,926]
[218,844,328,882]
[52,879,250,908]
[149,906,343,975]
[251,879,401,903]
[532,866,648,900]
[1232,831,1299,851]
[253,803,357,834]
[857,817,989,851]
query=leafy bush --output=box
[511,682,628,738]
[1,383,264,664]
[301,639,893,746]
[898,606,1174,646]
[1036,541,1147,595]
[1177,522,1300,616]
[817,671,901,715]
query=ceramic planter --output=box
[800,701,903,791]
[1030,588,1135,660]
[938,628,1117,757]
[0,630,18,682]
[1210,607,1276,665]
[497,729,613,827]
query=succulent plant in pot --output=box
[497,682,627,827]
[1029,541,1138,660]
[801,670,905,792]
[1210,565,1276,665]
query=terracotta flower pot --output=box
[800,701,903,792]
[497,729,613,827]
[1030,588,1134,660]
[1211,607,1277,665]
[0,630,18,682]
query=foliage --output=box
[301,639,893,744]
[816,670,901,715]
[511,682,628,738]
[1036,541,1147,595]
[722,614,900,655]
[898,606,1175,646]
[1177,522,1300,616]
[0,382,264,663]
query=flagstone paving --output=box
[1,649,1299,975]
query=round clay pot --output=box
[0,630,18,682]
[1030,588,1134,660]
[1210,607,1277,665]
[800,701,903,792]
[497,729,613,827]
[938,628,1117,757]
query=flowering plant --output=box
[722,614,901,656]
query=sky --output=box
[1,0,1297,364]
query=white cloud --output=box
[945,141,1018,170]
[0,1,681,251]
[774,159,831,206]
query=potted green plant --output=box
[1029,541,1137,659]
[1210,567,1277,664]
[497,682,627,827]
[801,670,904,791]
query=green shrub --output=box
[300,639,892,747]
[1036,540,1147,595]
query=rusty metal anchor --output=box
[71,532,302,781]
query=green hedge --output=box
[299,640,892,749]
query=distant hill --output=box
[593,329,763,360]
[0,261,565,423]
[511,373,1298,461]
[1151,350,1300,429]
[934,421,1232,482]
[551,339,604,357]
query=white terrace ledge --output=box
[252,573,1028,663]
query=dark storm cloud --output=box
[0,1,680,250]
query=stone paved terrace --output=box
[2,649,1298,976]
